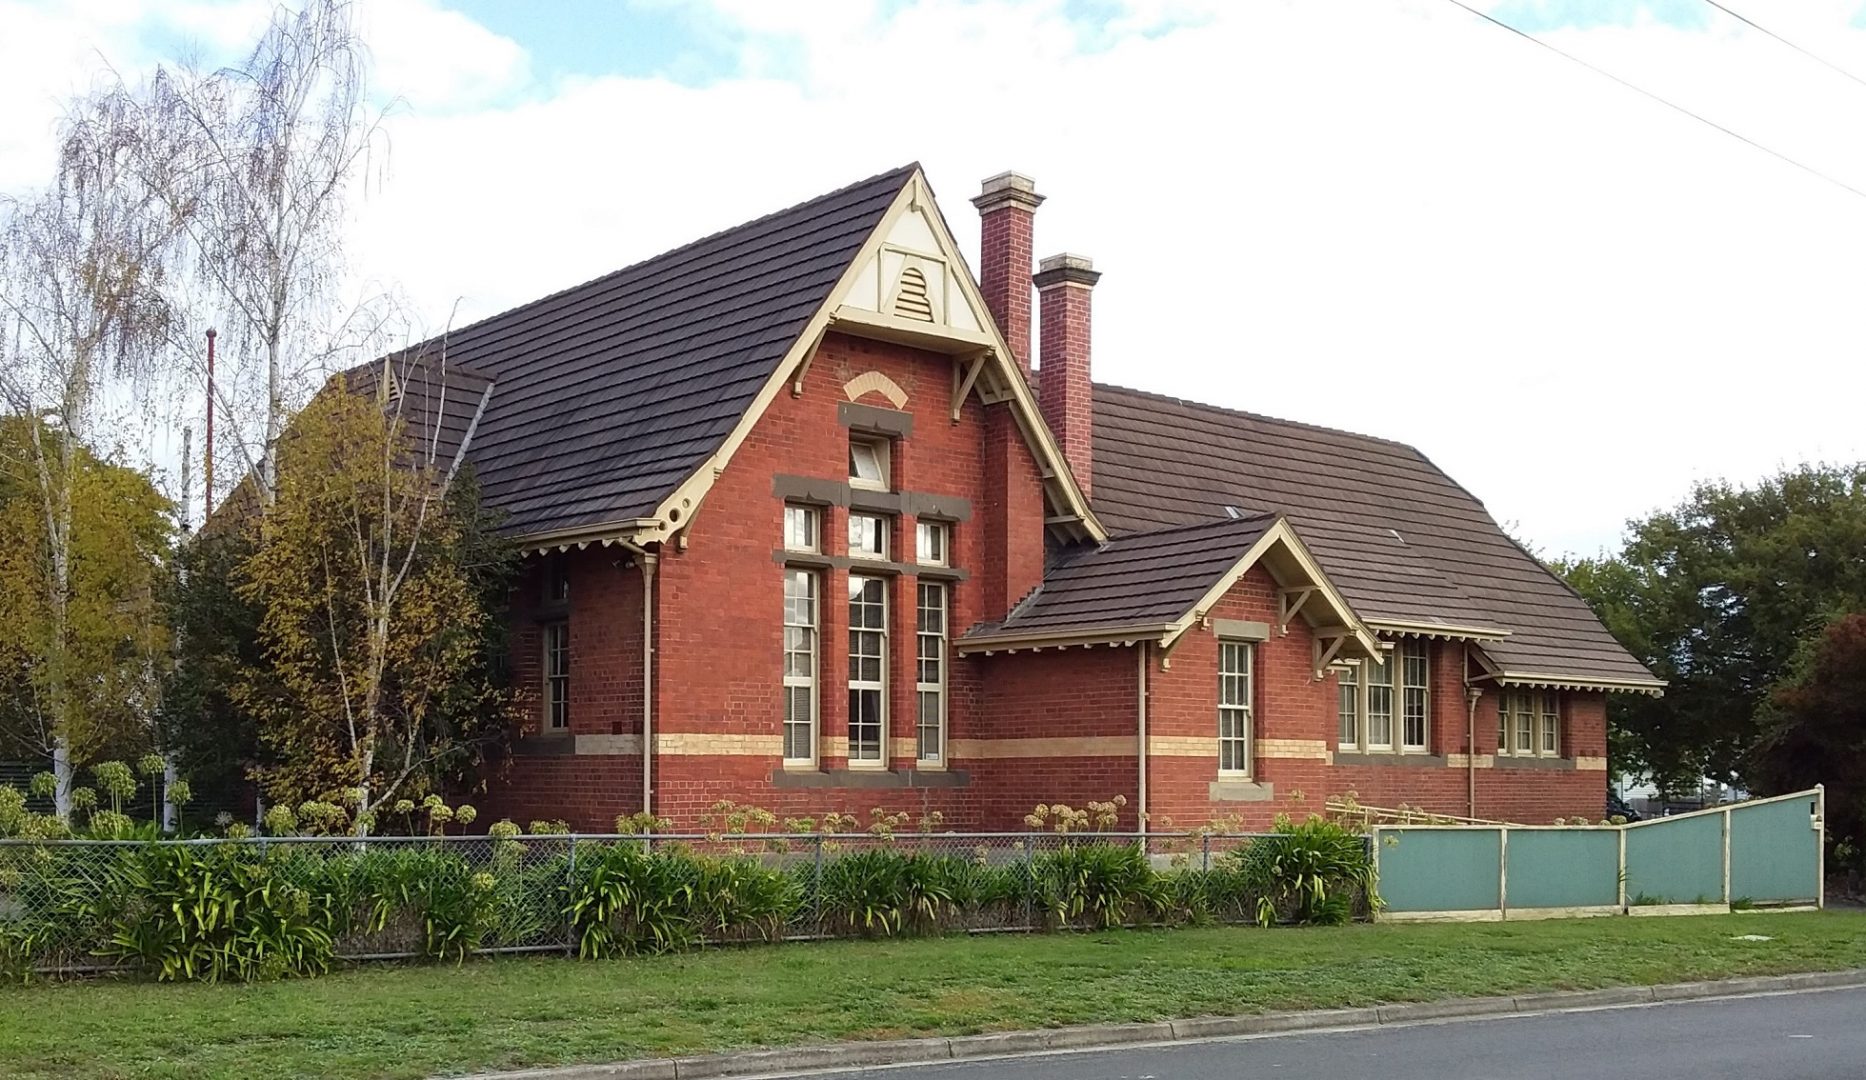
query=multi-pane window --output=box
[1218,641,1253,775]
[784,505,820,553]
[782,570,818,764]
[543,621,570,731]
[1339,641,1432,753]
[1399,640,1430,751]
[915,521,947,566]
[916,583,947,763]
[1337,661,1360,746]
[848,512,887,560]
[849,436,889,490]
[1498,690,1561,757]
[847,575,887,764]
[1365,654,1394,750]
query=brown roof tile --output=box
[1090,384,1657,685]
[413,164,918,539]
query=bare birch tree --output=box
[0,112,179,818]
[137,0,384,511]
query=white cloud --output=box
[6,0,1866,558]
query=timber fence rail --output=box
[1371,787,1826,922]
[0,829,1326,976]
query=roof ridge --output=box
[408,161,921,357]
[1092,380,1421,454]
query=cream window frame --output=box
[1218,640,1254,778]
[849,436,890,492]
[1337,641,1430,754]
[915,520,948,566]
[783,504,821,553]
[848,512,888,561]
[782,569,819,767]
[847,574,888,768]
[543,621,570,731]
[915,582,947,766]
[1498,689,1562,758]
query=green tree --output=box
[1558,464,1866,795]
[1748,612,1866,868]
[231,365,515,830]
[0,418,172,773]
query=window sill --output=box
[512,731,574,757]
[1334,752,1448,768]
[1493,755,1575,771]
[770,768,970,789]
[1209,779,1274,802]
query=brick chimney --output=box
[1034,253,1100,498]
[971,172,1044,374]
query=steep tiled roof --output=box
[965,514,1277,643]
[425,164,917,539]
[1090,384,1658,686]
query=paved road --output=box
[805,987,1866,1080]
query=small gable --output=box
[840,203,985,335]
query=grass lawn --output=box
[2,911,1862,1079]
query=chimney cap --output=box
[972,171,1045,213]
[1033,252,1101,289]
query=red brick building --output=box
[420,164,1662,831]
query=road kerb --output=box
[1375,995,1519,1023]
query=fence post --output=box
[564,835,578,958]
[1022,839,1034,932]
[1617,826,1627,911]
[811,834,824,933]
[1817,785,1827,909]
[1200,833,1210,873]
[1721,807,1732,907]
[1497,827,1509,919]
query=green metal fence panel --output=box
[1504,829,1619,909]
[1625,813,1724,905]
[1730,796,1821,904]
[1377,828,1501,913]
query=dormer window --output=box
[849,435,889,491]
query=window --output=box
[784,505,820,553]
[915,521,948,566]
[916,583,946,764]
[849,436,889,491]
[1365,653,1394,750]
[1218,641,1253,775]
[543,621,570,731]
[1337,661,1360,746]
[782,570,819,764]
[1498,689,1561,758]
[1400,640,1430,751]
[1338,641,1429,754]
[847,575,887,765]
[543,553,569,604]
[848,512,888,560]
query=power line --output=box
[1440,0,1866,203]
[1701,0,1866,90]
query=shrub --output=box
[563,842,697,957]
[1229,814,1378,926]
[1031,841,1164,929]
[90,845,334,982]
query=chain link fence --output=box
[0,829,1366,975]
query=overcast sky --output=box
[5,0,1865,557]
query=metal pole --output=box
[1201,833,1210,873]
[812,835,824,932]
[564,835,578,957]
[204,328,216,519]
